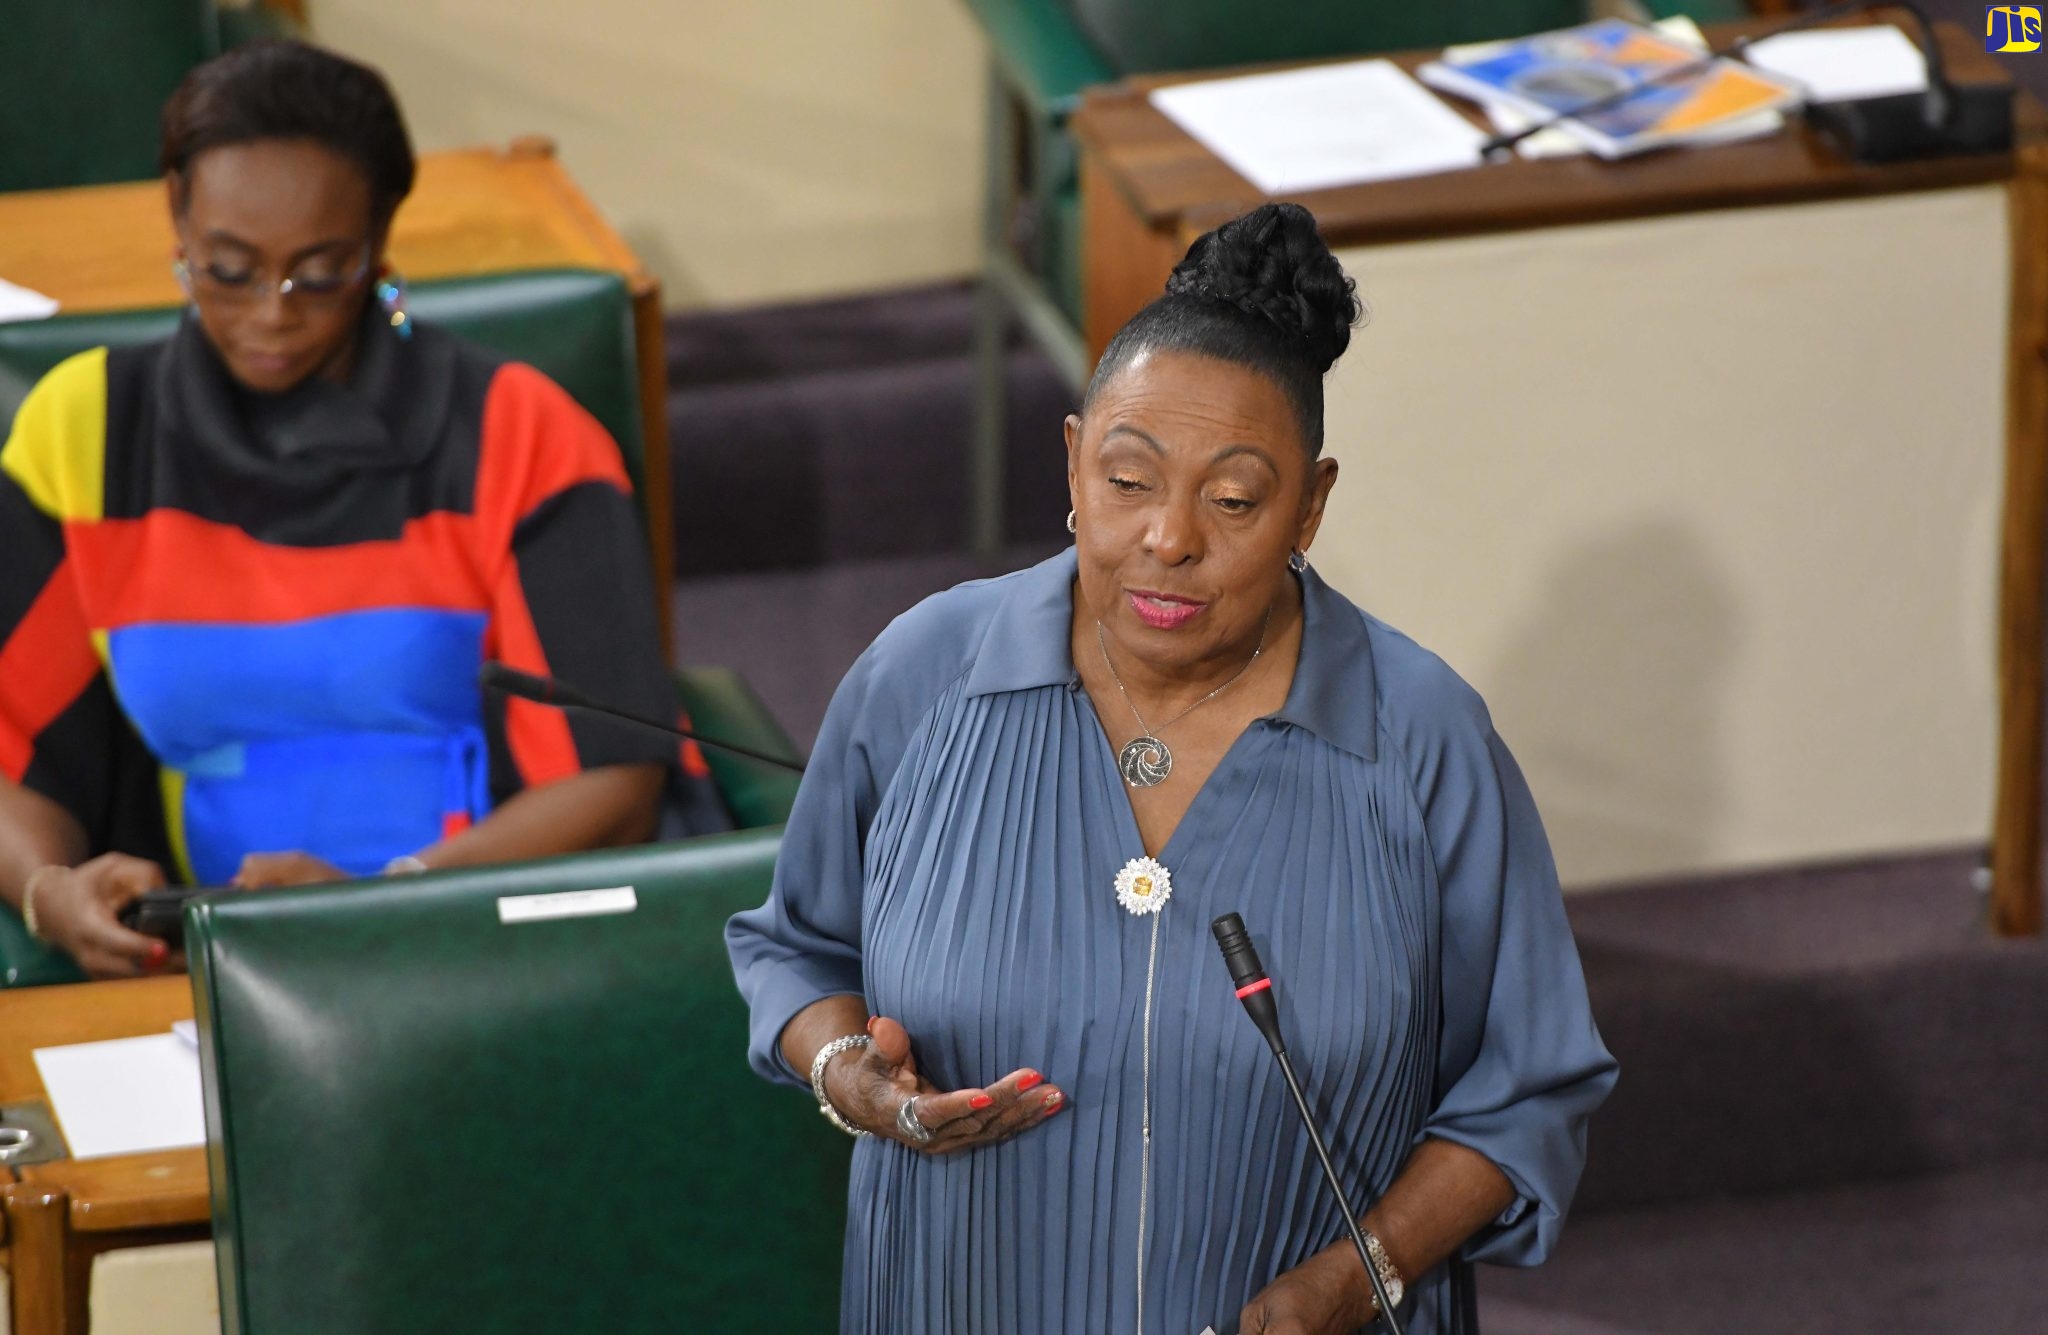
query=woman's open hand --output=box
[26,855,174,979]
[823,1016,1066,1154]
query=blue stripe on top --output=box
[106,607,491,882]
[728,549,1616,1335]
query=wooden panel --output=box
[1080,153,1200,361]
[17,1157,209,1235]
[1994,142,2048,937]
[1070,17,2028,250]
[3,1184,74,1335]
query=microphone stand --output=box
[1212,913,1404,1335]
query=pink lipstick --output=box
[1128,589,1207,630]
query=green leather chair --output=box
[0,268,649,498]
[959,0,1752,555]
[0,271,803,987]
[184,825,848,1333]
[0,1,294,193]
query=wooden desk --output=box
[0,137,675,651]
[1074,18,2048,933]
[1,977,201,1335]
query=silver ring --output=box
[896,1094,934,1145]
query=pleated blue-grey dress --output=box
[727,549,1617,1334]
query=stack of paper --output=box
[1450,18,1784,159]
[33,1032,206,1159]
[1148,59,1487,195]
[0,277,58,323]
[1420,18,1801,159]
[1742,25,1931,103]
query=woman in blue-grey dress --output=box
[727,203,1616,1335]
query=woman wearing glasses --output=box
[0,42,679,978]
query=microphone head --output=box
[1211,911,1266,988]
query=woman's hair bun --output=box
[1163,203,1360,375]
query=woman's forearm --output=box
[411,763,664,870]
[779,993,872,1077]
[1303,1136,1517,1321]
[0,777,88,909]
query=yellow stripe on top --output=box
[0,346,108,522]
[158,765,194,886]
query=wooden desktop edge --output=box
[1071,14,2042,247]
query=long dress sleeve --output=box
[724,605,958,1086]
[1405,672,1619,1267]
[0,352,167,859]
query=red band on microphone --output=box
[1234,978,1273,999]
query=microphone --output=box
[479,662,806,774]
[1211,912,1404,1335]
[1478,1,2008,165]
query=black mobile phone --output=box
[116,886,217,949]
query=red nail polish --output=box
[969,1094,994,1110]
[147,941,169,964]
[1018,1071,1043,1092]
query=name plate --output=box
[496,886,638,924]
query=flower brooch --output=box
[1114,855,1173,916]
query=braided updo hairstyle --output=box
[1083,203,1362,457]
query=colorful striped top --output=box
[0,313,677,884]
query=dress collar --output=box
[964,547,1378,762]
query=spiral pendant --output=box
[1118,735,1173,788]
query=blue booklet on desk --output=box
[1419,18,1800,158]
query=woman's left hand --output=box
[231,851,348,889]
[1237,1244,1375,1335]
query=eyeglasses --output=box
[173,245,374,307]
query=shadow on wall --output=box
[1480,520,1740,887]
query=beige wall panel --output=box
[311,0,986,307]
[91,1240,219,1335]
[1318,186,2006,887]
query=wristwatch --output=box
[1362,1229,1404,1314]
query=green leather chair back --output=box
[0,1,219,193]
[0,268,648,497]
[186,826,848,1334]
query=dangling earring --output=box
[171,255,195,307]
[1066,509,1078,535]
[376,267,413,341]
[1288,549,1308,573]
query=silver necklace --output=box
[1095,605,1274,788]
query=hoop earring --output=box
[376,269,413,341]
[1288,549,1308,573]
[1066,509,1077,535]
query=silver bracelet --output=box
[1362,1229,1405,1315]
[383,854,429,876]
[20,866,58,942]
[809,1032,872,1138]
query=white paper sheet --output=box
[1743,26,1930,103]
[1149,59,1485,195]
[34,1034,206,1159]
[0,277,58,323]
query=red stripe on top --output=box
[483,559,580,787]
[470,362,632,554]
[70,510,491,628]
[1234,977,1273,999]
[0,561,102,781]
